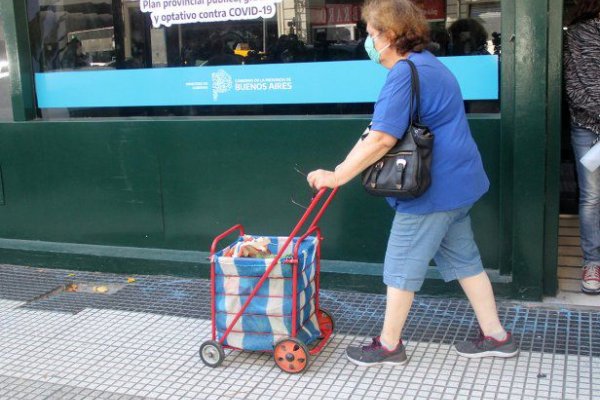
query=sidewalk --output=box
[0,264,597,400]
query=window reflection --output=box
[28,0,501,118]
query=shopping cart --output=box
[199,187,337,373]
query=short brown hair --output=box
[362,0,430,53]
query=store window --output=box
[447,0,502,113]
[0,16,13,120]
[28,0,501,118]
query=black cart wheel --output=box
[273,337,310,374]
[199,340,225,368]
[317,308,335,337]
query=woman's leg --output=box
[345,284,414,367]
[571,125,600,293]
[379,211,451,346]
[346,210,452,366]
[433,207,518,357]
[433,208,505,337]
[380,287,414,347]
[458,272,505,338]
[571,125,600,264]
[454,271,519,357]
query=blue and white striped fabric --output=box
[213,235,321,351]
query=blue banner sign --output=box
[35,56,498,108]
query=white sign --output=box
[141,0,282,28]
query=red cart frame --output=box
[199,187,338,373]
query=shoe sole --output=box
[581,285,600,295]
[454,348,520,359]
[346,354,408,367]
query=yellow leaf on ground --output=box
[127,277,136,283]
[93,285,109,294]
[65,283,78,292]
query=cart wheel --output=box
[318,308,335,338]
[199,340,225,368]
[274,337,309,374]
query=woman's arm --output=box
[307,130,397,190]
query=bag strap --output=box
[404,59,421,124]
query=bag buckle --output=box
[396,159,407,189]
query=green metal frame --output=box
[0,0,35,121]
[499,0,515,277]
[508,0,549,298]
[543,0,563,296]
[500,0,562,298]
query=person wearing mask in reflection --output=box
[448,18,489,56]
[306,0,518,366]
[563,0,600,294]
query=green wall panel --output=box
[0,116,501,268]
[0,124,164,245]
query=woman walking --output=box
[307,0,519,366]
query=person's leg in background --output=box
[571,125,600,294]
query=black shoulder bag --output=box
[361,59,434,199]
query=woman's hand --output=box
[307,169,338,190]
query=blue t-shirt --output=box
[370,50,489,214]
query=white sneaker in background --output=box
[582,263,600,294]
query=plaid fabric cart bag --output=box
[199,188,337,374]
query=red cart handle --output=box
[292,225,322,262]
[297,187,338,239]
[210,224,245,257]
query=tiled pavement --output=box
[0,264,598,400]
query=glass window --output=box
[0,16,13,120]
[447,0,502,113]
[28,0,501,118]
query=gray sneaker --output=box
[346,336,408,367]
[454,331,519,359]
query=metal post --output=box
[0,0,36,121]
[262,18,267,53]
